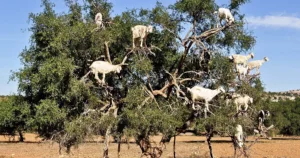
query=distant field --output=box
[0,133,300,158]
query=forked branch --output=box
[145,70,202,99]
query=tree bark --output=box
[176,41,194,75]
[173,135,176,158]
[18,130,24,142]
[118,137,121,158]
[206,133,214,158]
[138,138,150,153]
[231,136,237,158]
[103,125,112,158]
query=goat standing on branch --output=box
[214,8,235,28]
[87,60,126,85]
[132,25,153,48]
[234,124,244,148]
[229,52,254,68]
[236,65,248,80]
[187,85,225,118]
[232,94,253,113]
[225,93,241,106]
[92,12,104,32]
[81,42,132,85]
[247,57,269,75]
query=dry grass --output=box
[0,133,300,158]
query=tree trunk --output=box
[231,136,237,158]
[103,125,112,158]
[173,135,176,158]
[18,130,24,142]
[206,133,214,158]
[66,146,71,154]
[138,137,163,158]
[138,138,150,154]
[118,137,121,158]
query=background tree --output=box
[0,96,30,142]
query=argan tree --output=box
[12,0,272,157]
[0,96,30,142]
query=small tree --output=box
[0,96,30,142]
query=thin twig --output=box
[162,26,183,44]
[178,70,203,79]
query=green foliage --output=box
[129,56,153,75]
[32,99,66,138]
[173,0,216,22]
[0,96,30,139]
[263,98,300,135]
[122,88,188,141]
[209,53,235,88]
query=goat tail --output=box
[213,11,218,15]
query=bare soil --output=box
[0,133,300,158]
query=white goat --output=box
[236,64,248,80]
[87,59,127,84]
[225,93,241,106]
[235,124,244,148]
[89,61,122,83]
[187,85,225,118]
[233,94,253,113]
[247,57,269,75]
[230,52,254,67]
[214,8,235,28]
[95,12,104,29]
[132,25,153,48]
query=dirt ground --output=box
[0,133,300,158]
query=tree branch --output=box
[104,41,112,64]
[182,27,194,46]
[162,26,183,44]
[178,71,203,79]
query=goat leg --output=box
[206,106,215,116]
[192,103,196,110]
[204,109,207,118]
[101,73,106,84]
[132,37,135,48]
[94,72,103,85]
[140,37,143,48]
[143,37,147,48]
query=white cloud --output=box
[247,15,300,29]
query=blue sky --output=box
[0,0,299,95]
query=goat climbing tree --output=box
[12,0,273,157]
